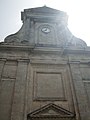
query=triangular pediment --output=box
[25,6,65,14]
[27,103,75,119]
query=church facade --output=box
[0,6,90,120]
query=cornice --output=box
[0,44,90,54]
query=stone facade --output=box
[0,6,90,120]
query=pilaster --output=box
[0,58,6,81]
[11,59,29,120]
[69,61,90,120]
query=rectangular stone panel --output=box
[80,65,90,106]
[34,72,65,100]
[35,23,58,45]
[0,80,14,120]
[83,82,90,106]
[2,60,17,79]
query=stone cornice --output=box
[0,44,90,54]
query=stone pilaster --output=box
[0,59,6,120]
[11,59,29,120]
[0,59,6,81]
[0,58,6,98]
[69,62,90,120]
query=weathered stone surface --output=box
[4,6,86,48]
[0,6,90,120]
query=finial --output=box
[43,5,47,7]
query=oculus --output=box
[41,27,51,33]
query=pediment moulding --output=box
[27,103,75,120]
[21,6,68,24]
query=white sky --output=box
[0,0,90,46]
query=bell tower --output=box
[5,6,86,47]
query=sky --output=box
[0,0,90,46]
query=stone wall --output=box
[0,45,90,120]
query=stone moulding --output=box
[27,103,75,120]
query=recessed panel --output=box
[2,61,17,79]
[37,24,57,45]
[34,72,65,100]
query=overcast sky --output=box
[0,0,90,46]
